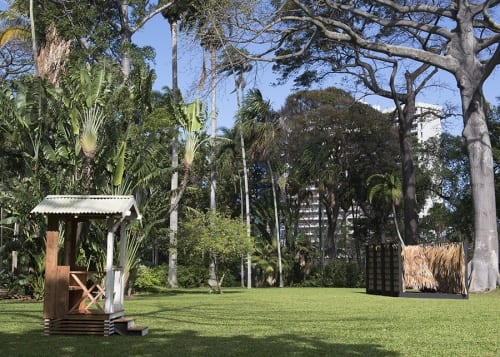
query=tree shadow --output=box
[0,329,400,357]
[136,288,243,298]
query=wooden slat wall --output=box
[365,243,400,296]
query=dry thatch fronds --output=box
[402,243,466,294]
[36,26,71,87]
[423,243,466,295]
[402,245,437,292]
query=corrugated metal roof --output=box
[31,195,140,219]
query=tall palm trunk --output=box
[241,129,252,289]
[207,47,218,283]
[268,163,283,287]
[237,96,252,287]
[392,204,404,246]
[29,0,37,76]
[209,47,217,212]
[168,19,179,288]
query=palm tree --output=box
[4,0,71,85]
[0,3,34,78]
[0,7,31,46]
[182,1,231,213]
[162,1,194,288]
[219,46,254,287]
[240,89,284,287]
[367,173,405,245]
[28,0,36,75]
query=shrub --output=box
[220,269,239,287]
[302,262,365,288]
[27,273,45,300]
[134,265,167,292]
[176,265,206,288]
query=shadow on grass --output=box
[133,289,243,298]
[0,329,400,357]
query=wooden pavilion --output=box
[31,195,148,336]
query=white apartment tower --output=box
[296,102,443,243]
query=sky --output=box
[1,1,497,135]
[133,14,500,136]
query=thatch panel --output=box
[423,243,466,294]
[402,243,466,294]
[402,245,438,292]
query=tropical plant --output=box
[0,6,31,46]
[179,209,254,292]
[161,0,194,289]
[239,88,284,286]
[219,45,254,288]
[367,173,405,245]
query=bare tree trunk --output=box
[118,3,131,78]
[398,99,418,245]
[461,89,499,292]
[324,193,340,262]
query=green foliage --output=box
[134,265,168,292]
[176,264,207,288]
[0,269,17,289]
[301,262,365,288]
[180,210,254,266]
[27,273,45,300]
[367,173,402,207]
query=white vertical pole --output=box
[116,223,127,309]
[12,222,20,273]
[104,222,115,313]
[119,223,127,268]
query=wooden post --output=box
[62,219,78,269]
[44,216,59,319]
[104,222,115,313]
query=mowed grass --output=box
[0,288,498,356]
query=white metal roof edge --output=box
[31,195,141,220]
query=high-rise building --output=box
[411,103,443,217]
[296,103,443,246]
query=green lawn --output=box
[0,288,498,356]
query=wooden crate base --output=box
[44,311,124,336]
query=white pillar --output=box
[104,223,115,313]
[115,223,127,309]
[119,223,127,268]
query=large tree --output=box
[246,0,499,291]
[281,87,400,258]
